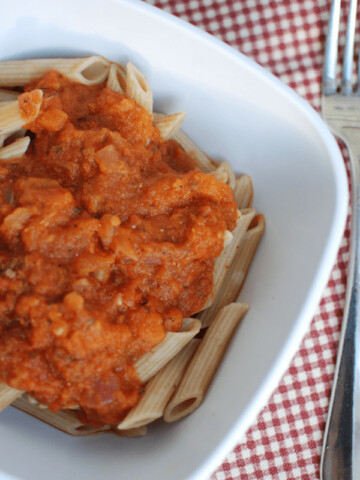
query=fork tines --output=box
[323,0,359,95]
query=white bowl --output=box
[0,1,348,479]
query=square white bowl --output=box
[0,1,348,479]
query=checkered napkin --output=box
[143,1,349,478]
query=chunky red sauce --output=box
[0,70,238,425]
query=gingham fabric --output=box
[142,1,349,478]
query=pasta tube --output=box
[233,174,254,209]
[164,303,249,422]
[117,339,200,430]
[153,112,187,140]
[126,62,153,114]
[0,89,19,101]
[0,90,43,136]
[209,162,236,189]
[0,56,110,87]
[12,396,110,436]
[135,318,201,383]
[200,208,256,311]
[173,128,217,173]
[107,62,127,94]
[0,383,22,412]
[199,214,265,328]
[0,136,30,160]
[114,426,148,437]
[0,128,25,148]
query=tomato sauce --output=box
[0,71,238,425]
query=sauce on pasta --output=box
[0,71,238,425]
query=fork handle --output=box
[320,134,360,480]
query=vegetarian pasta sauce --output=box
[0,71,238,425]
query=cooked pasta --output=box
[199,214,265,328]
[135,319,201,383]
[0,90,43,136]
[172,128,216,172]
[233,174,254,209]
[0,136,30,160]
[126,62,153,114]
[200,208,256,311]
[0,89,19,101]
[0,383,22,412]
[107,63,127,94]
[0,56,264,436]
[0,56,110,87]
[117,339,200,430]
[164,303,249,422]
[153,112,187,140]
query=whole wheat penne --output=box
[12,396,110,436]
[199,214,265,328]
[0,136,30,160]
[229,213,265,290]
[209,162,236,189]
[113,425,148,437]
[14,394,144,436]
[173,128,217,173]
[164,303,249,423]
[199,208,256,312]
[0,56,264,434]
[153,112,187,140]
[233,174,254,209]
[0,89,19,101]
[107,62,127,94]
[135,318,201,383]
[126,62,153,114]
[0,128,26,148]
[0,101,26,135]
[0,56,110,87]
[0,90,43,136]
[0,383,22,412]
[117,339,200,430]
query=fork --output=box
[320,0,360,479]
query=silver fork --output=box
[320,0,360,479]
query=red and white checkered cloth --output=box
[143,1,349,478]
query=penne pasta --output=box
[164,303,249,423]
[12,396,110,436]
[135,318,201,383]
[0,136,30,160]
[230,213,265,289]
[0,128,25,148]
[126,62,153,114]
[107,62,127,94]
[153,112,186,140]
[117,339,200,430]
[209,162,236,189]
[0,383,22,412]
[113,425,148,437]
[0,89,19,101]
[199,208,256,311]
[0,56,110,87]
[173,128,217,173]
[233,174,254,209]
[198,214,265,328]
[0,57,264,435]
[0,90,43,136]
[0,101,27,136]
